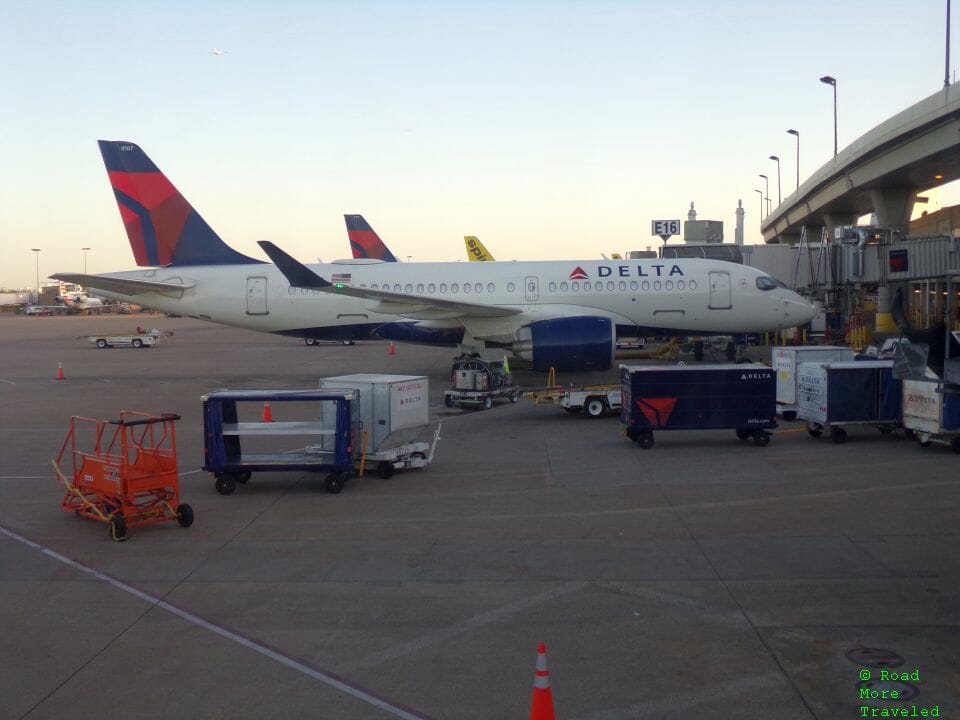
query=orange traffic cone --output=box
[388,342,396,355]
[56,362,64,381]
[530,643,555,720]
[261,401,273,422]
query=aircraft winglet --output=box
[258,241,332,289]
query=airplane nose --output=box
[784,296,817,325]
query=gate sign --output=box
[651,219,681,239]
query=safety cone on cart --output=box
[388,342,396,355]
[530,642,555,720]
[261,401,273,422]
[56,362,64,381]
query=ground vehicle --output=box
[86,333,161,348]
[525,384,622,418]
[444,355,520,409]
[621,364,777,448]
[202,384,438,494]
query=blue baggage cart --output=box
[202,389,357,494]
[621,364,777,449]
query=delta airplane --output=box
[52,140,816,371]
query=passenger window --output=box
[618,281,626,291]
[665,280,673,290]
[549,282,557,292]
[507,282,516,292]
[475,283,482,293]
[630,281,638,291]
[607,281,614,291]
[572,281,579,292]
[416,283,424,293]
[677,279,685,290]
[689,280,698,290]
[440,283,448,293]
[463,283,471,294]
[428,283,436,293]
[452,283,459,293]
[642,280,650,291]
[487,283,495,293]
[654,280,661,290]
[560,282,568,292]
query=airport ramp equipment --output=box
[796,360,903,443]
[443,355,520,410]
[772,346,856,420]
[53,411,193,542]
[201,389,357,494]
[901,378,960,452]
[318,374,439,479]
[620,364,778,449]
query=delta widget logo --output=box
[634,398,677,427]
[569,266,589,280]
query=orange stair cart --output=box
[53,411,194,541]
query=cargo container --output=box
[620,364,777,448]
[902,379,960,452]
[771,346,855,419]
[796,360,902,443]
[319,374,428,451]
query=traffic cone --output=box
[530,642,555,720]
[261,401,273,422]
[388,342,396,355]
[56,362,64,381]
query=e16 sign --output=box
[651,219,681,238]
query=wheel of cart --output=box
[481,395,493,410]
[806,421,824,438]
[830,426,847,444]
[324,472,347,494]
[584,396,606,418]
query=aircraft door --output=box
[708,271,731,309]
[246,276,268,315]
[525,276,539,302]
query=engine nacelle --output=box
[512,316,615,372]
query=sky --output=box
[1,0,958,289]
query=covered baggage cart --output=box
[796,360,902,443]
[620,364,777,449]
[902,379,960,452]
[772,346,855,419]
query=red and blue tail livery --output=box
[345,214,398,262]
[98,140,263,267]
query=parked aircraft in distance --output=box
[465,236,495,261]
[56,282,104,313]
[51,140,817,371]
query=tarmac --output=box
[1,313,958,720]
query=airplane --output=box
[465,236,495,261]
[346,214,398,262]
[56,282,104,313]
[51,140,817,372]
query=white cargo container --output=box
[902,379,960,452]
[319,374,429,451]
[772,346,855,418]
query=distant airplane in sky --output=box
[52,140,817,372]
[210,49,226,56]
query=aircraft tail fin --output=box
[465,236,495,261]
[345,214,398,262]
[98,140,263,267]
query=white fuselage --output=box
[87,257,816,341]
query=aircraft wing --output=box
[50,273,196,297]
[258,241,521,320]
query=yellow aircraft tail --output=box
[464,236,495,262]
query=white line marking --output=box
[0,524,434,720]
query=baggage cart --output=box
[319,374,438,479]
[524,384,622,418]
[202,389,357,494]
[621,364,777,449]
[444,355,520,410]
[772,346,856,419]
[796,360,902,443]
[902,379,960,452]
[53,411,192,542]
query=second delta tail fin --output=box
[345,214,399,262]
[98,140,263,267]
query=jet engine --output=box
[512,316,615,372]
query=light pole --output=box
[759,174,770,216]
[754,189,764,225]
[31,248,41,304]
[769,155,781,205]
[787,129,799,192]
[82,247,91,274]
[820,75,837,156]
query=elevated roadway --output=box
[762,84,960,243]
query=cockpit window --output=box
[756,276,780,291]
